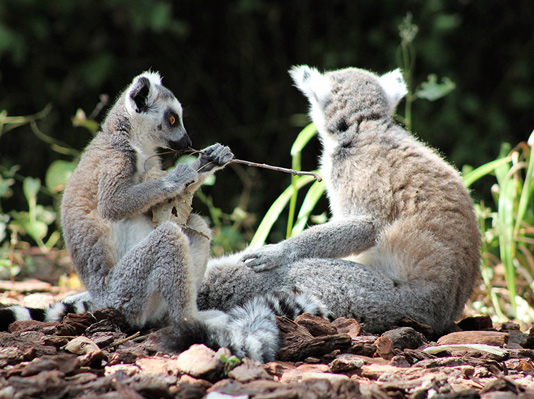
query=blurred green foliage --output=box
[0,0,533,245]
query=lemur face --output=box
[125,72,192,152]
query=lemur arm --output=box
[97,143,233,221]
[242,215,378,272]
[97,156,197,221]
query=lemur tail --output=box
[0,292,93,331]
[0,291,329,362]
[164,291,331,363]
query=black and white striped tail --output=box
[165,291,330,363]
[0,292,92,331]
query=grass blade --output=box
[462,157,512,188]
[291,179,325,236]
[514,133,534,236]
[250,175,315,249]
[494,143,517,315]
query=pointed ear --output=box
[378,69,408,114]
[289,65,331,107]
[125,71,162,114]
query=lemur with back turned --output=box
[200,65,481,336]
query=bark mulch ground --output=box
[0,296,533,399]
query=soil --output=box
[0,257,533,398]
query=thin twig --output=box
[110,331,141,347]
[186,148,322,182]
[230,158,322,182]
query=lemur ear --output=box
[289,65,331,107]
[378,69,408,114]
[125,71,162,114]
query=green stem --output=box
[286,152,301,238]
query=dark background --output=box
[1,0,533,244]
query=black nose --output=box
[169,133,192,151]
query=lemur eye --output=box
[169,115,176,126]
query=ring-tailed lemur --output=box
[198,65,481,336]
[0,71,327,362]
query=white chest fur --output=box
[111,215,154,261]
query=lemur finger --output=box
[243,255,277,272]
[170,163,199,186]
[206,144,233,166]
[244,260,276,272]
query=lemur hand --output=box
[197,143,234,173]
[242,243,294,272]
[168,163,199,189]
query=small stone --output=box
[176,344,223,382]
[380,327,427,350]
[329,354,365,372]
[228,358,271,383]
[136,356,174,375]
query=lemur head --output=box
[289,65,407,146]
[118,71,191,153]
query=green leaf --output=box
[0,221,6,243]
[462,157,512,188]
[202,174,216,186]
[494,142,516,315]
[416,74,455,101]
[25,220,48,242]
[291,179,325,236]
[72,109,100,133]
[514,131,534,236]
[0,174,14,199]
[45,160,77,193]
[22,177,40,207]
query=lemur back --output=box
[199,66,480,335]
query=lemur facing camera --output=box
[199,65,481,336]
[0,72,327,362]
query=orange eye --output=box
[169,115,176,126]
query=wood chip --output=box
[437,331,509,347]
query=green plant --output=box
[249,123,324,249]
[9,177,59,253]
[0,106,81,278]
[220,353,241,376]
[397,13,456,130]
[462,131,534,321]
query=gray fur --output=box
[198,65,481,335]
[61,71,226,329]
[60,72,245,340]
[2,72,326,362]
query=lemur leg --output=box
[96,221,197,328]
[183,213,212,291]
